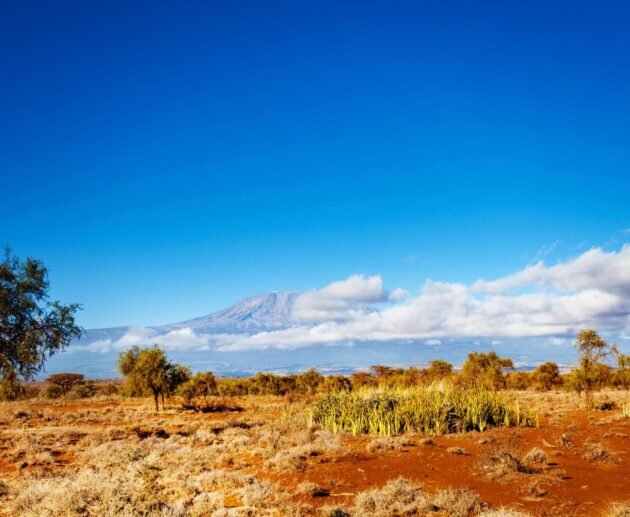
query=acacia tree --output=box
[46,373,85,396]
[617,354,630,390]
[0,249,81,381]
[531,362,563,391]
[118,345,189,411]
[460,352,514,390]
[574,329,617,409]
[425,360,453,381]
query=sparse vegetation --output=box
[0,386,629,515]
[1,331,629,515]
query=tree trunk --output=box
[585,388,593,409]
[153,390,159,412]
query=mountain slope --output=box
[78,291,303,345]
[161,291,301,333]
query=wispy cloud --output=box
[532,240,559,262]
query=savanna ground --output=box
[0,390,629,516]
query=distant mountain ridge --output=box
[78,291,303,345]
[55,290,582,379]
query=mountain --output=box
[77,291,303,345]
[161,291,300,333]
[51,291,580,379]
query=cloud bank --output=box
[75,245,630,354]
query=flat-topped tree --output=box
[46,373,85,396]
[0,248,81,382]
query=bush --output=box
[75,380,97,398]
[45,385,63,399]
[531,362,563,391]
[308,385,534,436]
[296,369,324,394]
[0,374,26,401]
[178,372,218,403]
[217,378,250,396]
[322,375,353,393]
[459,352,514,390]
[101,383,120,396]
[506,372,530,391]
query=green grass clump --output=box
[307,384,534,436]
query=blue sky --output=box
[2,0,629,329]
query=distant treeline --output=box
[2,350,629,403]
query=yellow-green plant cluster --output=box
[308,385,534,436]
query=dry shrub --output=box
[13,469,166,516]
[522,447,547,465]
[559,433,573,448]
[264,444,318,472]
[188,492,225,516]
[238,477,284,508]
[295,481,329,497]
[582,441,611,462]
[480,509,532,516]
[366,436,412,453]
[606,501,630,517]
[433,487,483,517]
[353,477,433,516]
[526,481,548,498]
[260,425,342,472]
[483,450,522,479]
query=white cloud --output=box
[292,274,386,322]
[73,326,214,354]
[318,274,387,302]
[473,245,630,294]
[425,339,442,346]
[79,245,630,354]
[217,245,630,351]
[389,287,409,301]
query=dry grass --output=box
[366,435,413,453]
[0,390,629,516]
[522,447,547,465]
[582,441,612,462]
[605,501,630,517]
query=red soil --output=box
[265,410,630,515]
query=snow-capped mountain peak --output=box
[161,291,301,333]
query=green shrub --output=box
[308,384,534,436]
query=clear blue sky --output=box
[2,0,629,329]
